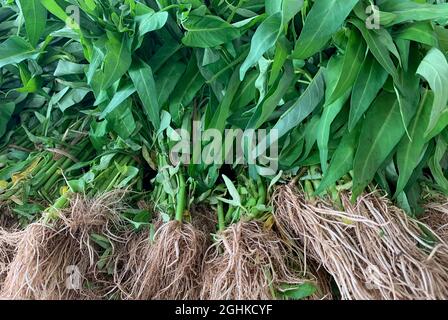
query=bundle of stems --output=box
[200,172,328,300]
[0,115,96,222]
[0,144,143,299]
[117,148,208,299]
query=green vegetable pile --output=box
[0,0,448,300]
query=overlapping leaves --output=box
[1,0,448,216]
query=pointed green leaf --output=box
[293,0,359,59]
[353,93,407,198]
[350,18,398,80]
[240,12,282,80]
[182,15,240,48]
[0,36,38,68]
[416,48,448,135]
[18,0,47,47]
[315,124,361,194]
[328,28,366,106]
[395,91,433,196]
[349,55,388,131]
[129,59,161,129]
[99,84,136,120]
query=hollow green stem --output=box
[32,156,66,189]
[256,176,266,205]
[304,180,315,201]
[225,205,235,224]
[44,192,71,223]
[217,201,225,232]
[175,171,186,223]
[41,156,73,194]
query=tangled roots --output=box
[123,220,207,299]
[423,197,448,243]
[0,205,18,230]
[0,192,126,300]
[112,228,156,299]
[191,205,217,236]
[0,227,21,291]
[200,221,326,300]
[0,206,22,291]
[0,223,94,299]
[273,184,448,300]
[114,206,215,300]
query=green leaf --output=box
[246,62,296,129]
[218,174,241,207]
[169,56,205,124]
[90,234,111,250]
[279,128,304,168]
[281,0,304,25]
[353,93,407,199]
[240,12,282,80]
[269,36,290,86]
[0,36,38,69]
[57,87,91,112]
[155,62,186,107]
[99,84,136,120]
[315,124,361,194]
[380,2,448,26]
[416,48,448,135]
[138,11,168,37]
[106,98,136,139]
[350,18,398,81]
[300,115,321,163]
[328,28,366,106]
[149,39,182,73]
[54,61,86,76]
[292,0,359,59]
[395,39,410,72]
[93,32,132,92]
[129,59,161,129]
[317,96,348,173]
[182,15,240,48]
[256,69,325,156]
[349,54,389,131]
[426,109,448,142]
[393,44,421,139]
[207,69,241,134]
[272,68,325,140]
[435,26,448,54]
[16,75,41,94]
[428,135,448,194]
[279,282,317,300]
[395,91,433,196]
[317,55,349,172]
[394,21,438,48]
[40,0,70,23]
[18,0,47,47]
[265,0,283,16]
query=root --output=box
[114,205,215,300]
[273,184,448,300]
[423,196,448,243]
[0,205,18,230]
[191,204,217,236]
[112,228,154,299]
[0,223,94,299]
[0,226,21,291]
[200,220,324,300]
[0,205,21,291]
[124,220,207,300]
[0,192,127,300]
